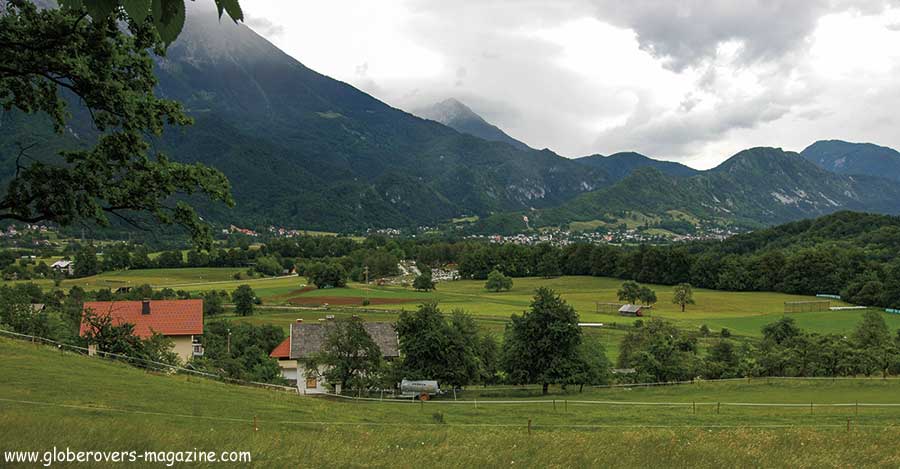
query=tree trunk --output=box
[681,303,685,312]
[542,382,549,395]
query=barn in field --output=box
[618,304,644,317]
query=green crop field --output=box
[3,337,900,467]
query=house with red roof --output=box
[81,299,204,363]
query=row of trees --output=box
[618,312,900,382]
[308,289,610,394]
[450,241,900,309]
[307,291,900,394]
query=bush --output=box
[699,324,711,336]
[413,273,436,292]
[485,269,512,292]
[306,262,348,289]
[720,328,731,338]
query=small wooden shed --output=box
[618,304,644,317]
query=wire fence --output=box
[7,329,900,434]
[319,391,900,409]
[1,396,898,431]
[5,327,900,411]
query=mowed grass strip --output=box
[4,338,900,467]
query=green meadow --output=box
[9,267,897,342]
[3,337,900,468]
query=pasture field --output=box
[3,337,900,468]
[246,275,900,338]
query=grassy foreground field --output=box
[4,337,900,467]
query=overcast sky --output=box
[242,0,900,169]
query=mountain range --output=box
[2,3,900,235]
[414,98,531,151]
[574,152,699,183]
[801,140,900,182]
[483,146,900,233]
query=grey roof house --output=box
[289,320,400,359]
[270,319,399,395]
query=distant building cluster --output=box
[223,225,259,237]
[267,226,305,237]
[465,225,743,246]
[0,223,53,238]
[368,228,401,236]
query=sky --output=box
[241,0,900,169]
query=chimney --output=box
[141,300,151,315]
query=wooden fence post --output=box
[528,418,532,435]
[692,402,696,414]
[716,402,720,414]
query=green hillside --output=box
[5,337,900,467]
[575,151,699,182]
[0,2,611,233]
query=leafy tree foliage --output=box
[672,283,695,312]
[254,255,283,277]
[638,286,657,306]
[853,310,891,348]
[232,284,255,316]
[306,316,384,391]
[618,318,700,382]
[395,303,483,387]
[501,288,586,394]
[155,250,184,268]
[536,251,561,278]
[73,243,99,277]
[306,262,347,289]
[617,281,641,304]
[194,320,285,384]
[1,0,234,248]
[484,269,513,292]
[200,290,227,316]
[568,338,612,391]
[0,288,73,341]
[413,272,436,292]
[478,334,501,385]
